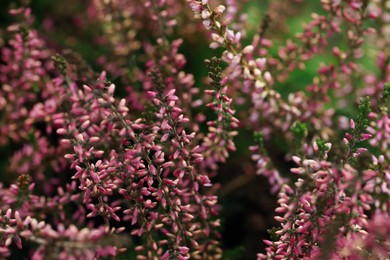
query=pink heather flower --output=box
[0,0,389,259]
[361,133,372,140]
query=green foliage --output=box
[253,131,264,147]
[204,57,223,90]
[355,96,371,134]
[51,54,68,76]
[290,121,307,142]
[316,138,328,159]
[267,227,281,241]
[15,174,31,205]
[221,246,245,260]
[383,83,390,101]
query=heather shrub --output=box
[0,0,389,259]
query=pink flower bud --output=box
[350,119,355,129]
[56,128,67,135]
[214,5,226,15]
[360,133,372,140]
[242,45,254,54]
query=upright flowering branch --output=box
[200,57,238,171]
[56,70,163,257]
[258,89,390,259]
[134,1,222,257]
[53,59,221,258]
[343,96,371,164]
[325,96,388,258]
[367,83,390,160]
[0,8,110,258]
[85,1,222,257]
[188,0,270,91]
[147,70,222,259]
[142,37,196,124]
[0,8,56,144]
[250,132,286,194]
[187,0,336,146]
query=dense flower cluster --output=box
[0,0,389,259]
